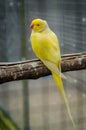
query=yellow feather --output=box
[30,18,75,127]
[52,72,75,127]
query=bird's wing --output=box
[42,60,60,74]
[40,33,66,79]
[42,59,66,79]
[39,31,61,63]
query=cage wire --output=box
[0,0,86,130]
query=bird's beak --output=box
[30,24,34,29]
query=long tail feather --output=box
[52,72,75,127]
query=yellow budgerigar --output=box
[30,18,75,127]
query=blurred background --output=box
[0,0,86,130]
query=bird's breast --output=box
[31,33,46,59]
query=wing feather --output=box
[42,60,66,79]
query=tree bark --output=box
[0,52,86,84]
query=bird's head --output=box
[30,18,48,32]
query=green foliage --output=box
[0,106,21,130]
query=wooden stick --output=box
[0,52,86,84]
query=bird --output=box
[30,18,75,127]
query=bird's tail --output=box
[52,72,75,127]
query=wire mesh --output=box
[0,0,86,130]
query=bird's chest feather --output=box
[31,33,49,59]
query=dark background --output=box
[0,0,86,130]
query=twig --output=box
[0,52,86,84]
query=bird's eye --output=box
[37,24,40,26]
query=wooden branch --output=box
[0,52,86,84]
